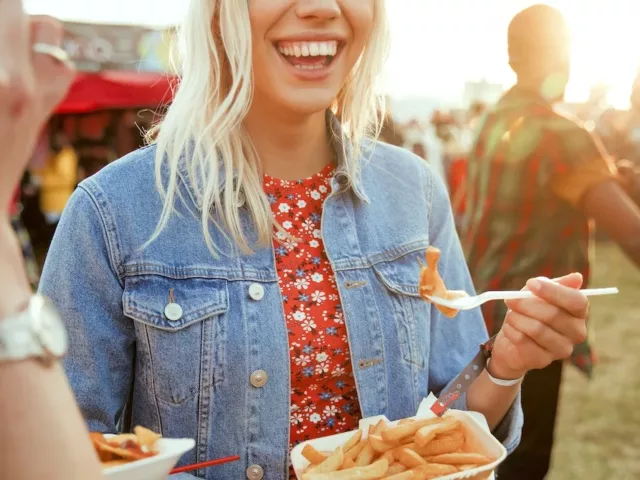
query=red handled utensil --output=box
[170,455,241,474]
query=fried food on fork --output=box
[418,246,468,318]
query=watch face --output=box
[30,296,68,357]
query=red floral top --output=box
[263,165,362,464]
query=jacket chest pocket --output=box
[123,275,229,406]
[373,251,431,368]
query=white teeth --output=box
[293,64,325,70]
[277,41,338,58]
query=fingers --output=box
[29,15,74,118]
[31,15,67,66]
[505,309,575,359]
[550,272,584,289]
[501,323,555,370]
[504,296,588,344]
[0,2,33,116]
[525,276,589,318]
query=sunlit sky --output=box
[24,0,640,107]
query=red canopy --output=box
[55,71,176,114]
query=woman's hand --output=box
[0,12,74,215]
[0,5,74,314]
[489,273,589,380]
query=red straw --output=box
[170,455,241,474]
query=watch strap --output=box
[0,312,45,361]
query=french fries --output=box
[90,426,161,469]
[299,415,496,480]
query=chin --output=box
[274,89,339,117]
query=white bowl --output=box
[102,436,195,480]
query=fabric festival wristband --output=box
[430,334,497,417]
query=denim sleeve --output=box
[423,167,523,454]
[38,184,135,433]
[170,474,198,479]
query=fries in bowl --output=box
[297,414,499,479]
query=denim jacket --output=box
[39,127,522,479]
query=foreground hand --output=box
[0,11,74,215]
[489,273,589,380]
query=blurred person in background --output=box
[0,2,102,478]
[406,115,447,184]
[448,102,487,232]
[378,108,405,146]
[462,5,640,479]
[31,125,78,226]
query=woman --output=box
[0,3,101,479]
[41,1,589,479]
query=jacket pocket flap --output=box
[372,251,423,297]
[123,275,228,331]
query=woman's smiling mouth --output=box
[275,40,343,72]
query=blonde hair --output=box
[146,0,390,255]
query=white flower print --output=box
[291,413,304,425]
[309,240,320,248]
[285,239,298,251]
[283,221,293,230]
[294,355,311,366]
[313,229,322,239]
[312,273,324,283]
[297,200,307,208]
[323,405,338,417]
[310,413,322,424]
[333,312,345,324]
[332,366,346,377]
[310,190,321,200]
[293,311,306,321]
[302,219,315,232]
[315,362,329,375]
[301,319,316,332]
[318,185,327,193]
[294,278,310,290]
[316,352,328,362]
[275,231,287,240]
[311,291,326,303]
[278,203,290,213]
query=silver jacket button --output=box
[248,283,265,301]
[246,464,264,480]
[250,370,268,388]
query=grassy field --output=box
[548,243,640,480]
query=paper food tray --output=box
[103,436,195,480]
[291,395,507,480]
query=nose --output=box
[295,0,341,20]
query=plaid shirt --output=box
[461,86,616,376]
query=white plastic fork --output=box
[425,287,619,311]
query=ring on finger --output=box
[32,43,72,66]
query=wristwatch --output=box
[0,295,68,366]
